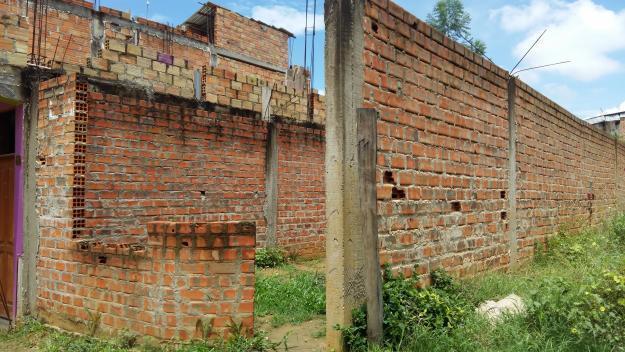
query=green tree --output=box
[426,0,487,56]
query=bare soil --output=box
[257,317,326,352]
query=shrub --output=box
[610,214,625,242]
[343,268,469,351]
[526,270,625,351]
[255,247,287,268]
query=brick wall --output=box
[39,218,256,340]
[213,5,290,69]
[84,85,268,240]
[218,56,286,84]
[35,73,325,253]
[276,122,326,257]
[34,72,325,335]
[202,66,326,124]
[0,0,288,86]
[359,0,625,281]
[364,0,510,278]
[514,81,620,259]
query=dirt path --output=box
[0,339,37,352]
[258,317,326,352]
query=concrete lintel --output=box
[0,66,24,102]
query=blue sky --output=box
[100,0,625,118]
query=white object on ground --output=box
[476,294,525,322]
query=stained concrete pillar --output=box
[263,122,278,247]
[507,78,518,269]
[18,80,40,317]
[324,0,367,350]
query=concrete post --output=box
[263,122,278,247]
[507,78,518,269]
[324,0,366,350]
[18,81,40,317]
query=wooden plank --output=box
[0,154,15,319]
[357,108,383,343]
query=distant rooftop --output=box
[586,110,625,125]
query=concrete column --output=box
[18,82,40,317]
[507,78,518,269]
[324,0,366,350]
[263,122,278,247]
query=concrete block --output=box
[231,81,242,90]
[126,65,142,77]
[110,63,126,74]
[153,61,167,73]
[180,68,194,79]
[14,41,28,54]
[137,57,152,69]
[181,87,194,98]
[108,39,126,53]
[90,58,109,71]
[82,67,98,77]
[173,76,188,88]
[126,44,142,56]
[142,69,158,81]
[99,71,118,81]
[158,72,173,85]
[167,65,180,76]
[6,52,27,66]
[206,93,218,104]
[173,57,187,68]
[142,47,158,60]
[101,50,119,62]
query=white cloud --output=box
[149,14,170,24]
[605,100,625,114]
[542,82,577,102]
[251,5,324,36]
[491,0,625,81]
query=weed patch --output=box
[255,247,288,268]
[255,268,325,327]
[343,213,625,352]
[0,319,282,352]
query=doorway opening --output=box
[0,106,17,322]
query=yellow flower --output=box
[600,306,606,312]
[571,328,579,335]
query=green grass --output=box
[254,265,326,327]
[0,319,282,352]
[346,213,625,351]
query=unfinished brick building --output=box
[0,0,325,339]
[1,0,624,346]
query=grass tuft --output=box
[344,213,625,352]
[255,267,326,327]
